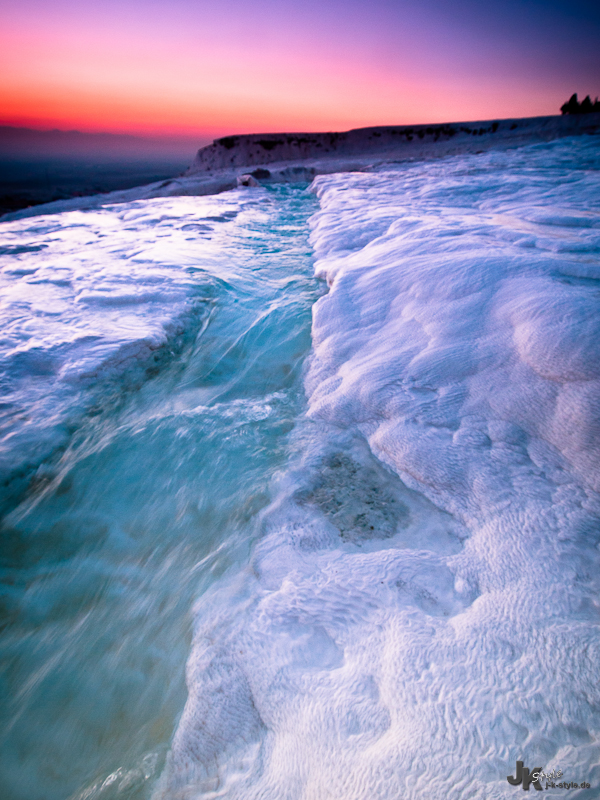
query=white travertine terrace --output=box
[3,114,599,222]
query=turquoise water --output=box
[0,185,321,800]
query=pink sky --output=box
[1,0,598,137]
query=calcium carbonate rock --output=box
[237,174,261,187]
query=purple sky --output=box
[1,0,598,136]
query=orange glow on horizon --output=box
[0,72,561,140]
[0,3,591,139]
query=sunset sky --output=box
[1,0,599,138]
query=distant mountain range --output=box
[0,126,212,215]
[0,125,208,160]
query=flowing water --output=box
[0,187,321,800]
[1,136,600,800]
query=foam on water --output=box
[157,137,600,800]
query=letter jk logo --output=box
[507,761,543,791]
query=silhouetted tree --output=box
[561,93,600,114]
[580,95,593,113]
[561,93,580,114]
